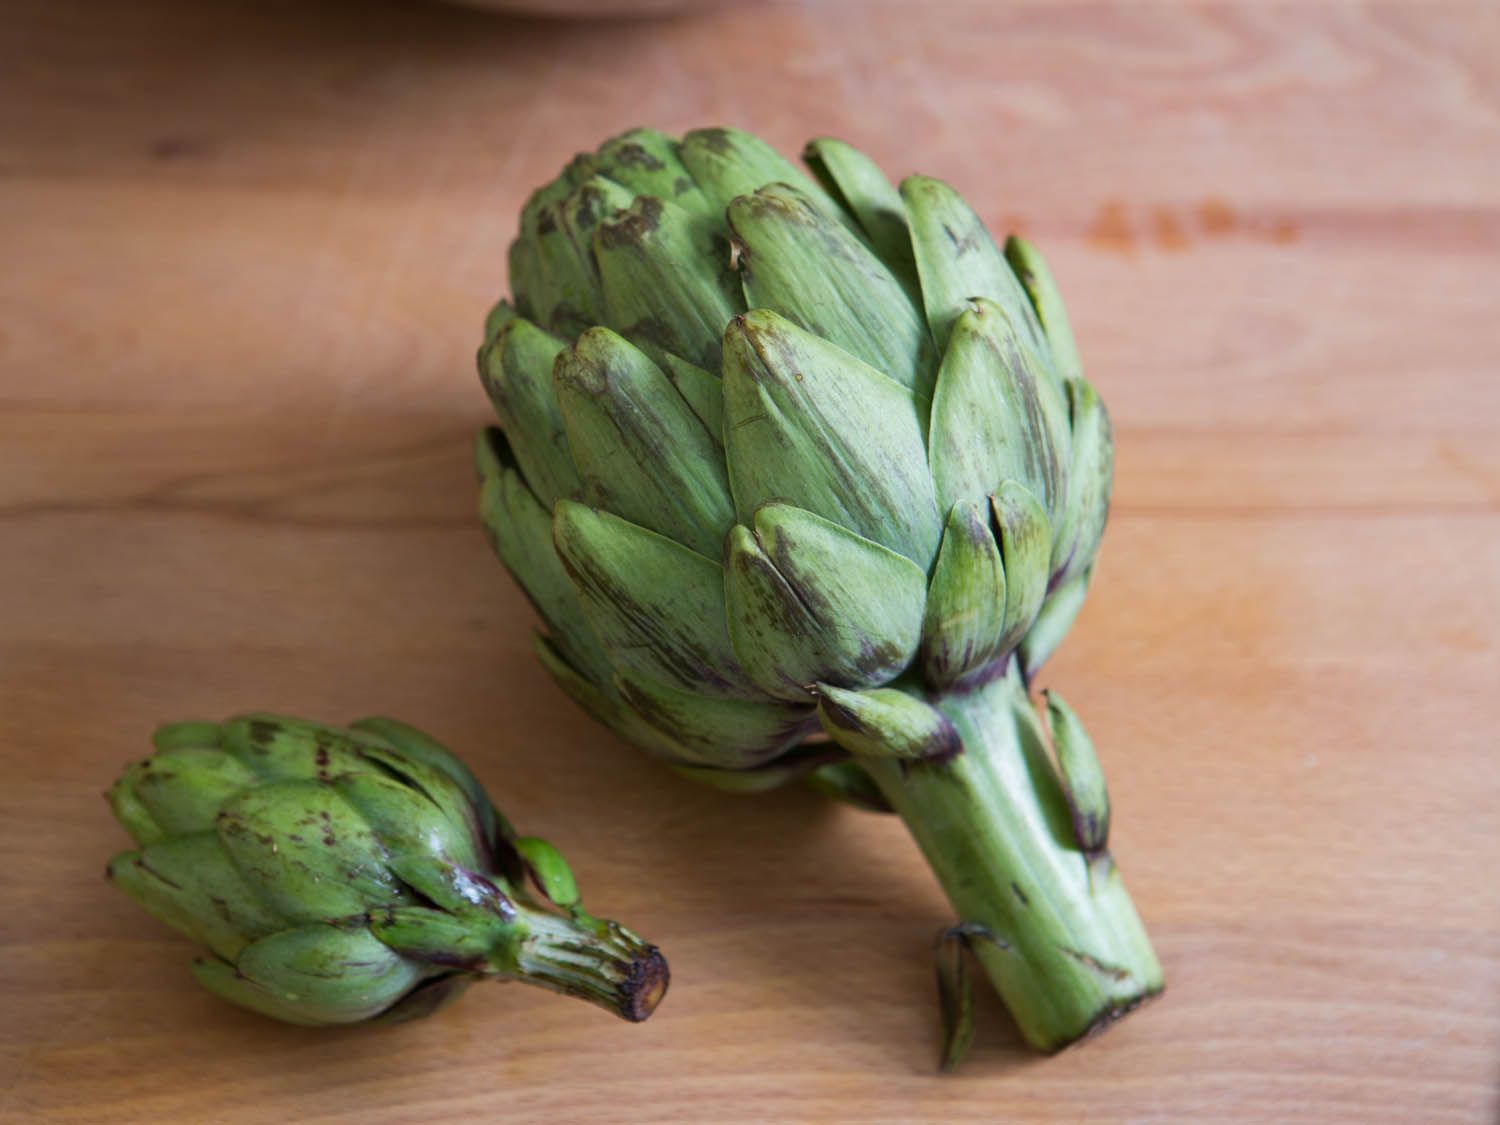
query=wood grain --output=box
[3,1,1498,1120]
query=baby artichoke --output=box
[106,714,668,1026]
[475,126,1160,1065]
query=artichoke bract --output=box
[476,126,1161,1064]
[106,715,668,1027]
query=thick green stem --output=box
[497,905,669,1023]
[861,673,1162,1051]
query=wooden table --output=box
[4,1,1497,1120]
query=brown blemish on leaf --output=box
[595,196,663,250]
[611,143,665,172]
[695,128,733,155]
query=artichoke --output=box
[475,126,1161,1064]
[106,714,668,1026]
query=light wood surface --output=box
[4,2,1498,1121]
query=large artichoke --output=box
[475,126,1161,1064]
[106,714,668,1026]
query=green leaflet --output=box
[928,298,1069,522]
[350,716,513,856]
[124,746,260,838]
[668,742,836,794]
[802,137,917,286]
[1005,235,1083,385]
[615,672,813,769]
[347,740,496,868]
[482,299,517,346]
[727,183,935,399]
[219,714,374,783]
[594,194,743,372]
[334,771,481,874]
[477,315,581,509]
[721,310,941,568]
[475,430,614,689]
[593,128,714,216]
[233,925,427,1025]
[1018,568,1090,683]
[935,927,978,1073]
[530,175,638,337]
[901,174,1049,361]
[511,173,575,326]
[152,721,222,751]
[1044,690,1110,853]
[804,762,893,814]
[921,499,1008,688]
[815,684,959,762]
[530,632,689,762]
[993,482,1053,653]
[386,855,511,919]
[216,780,404,923]
[1051,378,1113,584]
[368,905,497,967]
[554,327,735,557]
[552,501,757,698]
[514,836,580,908]
[106,761,168,847]
[659,352,725,439]
[108,835,284,961]
[679,127,834,219]
[723,505,926,701]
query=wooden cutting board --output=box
[3,1,1497,1120]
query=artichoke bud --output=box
[723,504,926,702]
[726,183,936,398]
[921,499,1009,688]
[554,327,734,557]
[478,315,581,508]
[815,684,960,763]
[593,193,742,371]
[721,310,942,568]
[106,715,669,1027]
[1004,235,1083,386]
[1043,691,1110,854]
[928,297,1069,523]
[992,482,1053,652]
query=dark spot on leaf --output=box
[695,128,732,155]
[612,142,665,172]
[595,196,663,250]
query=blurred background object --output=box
[439,0,724,15]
